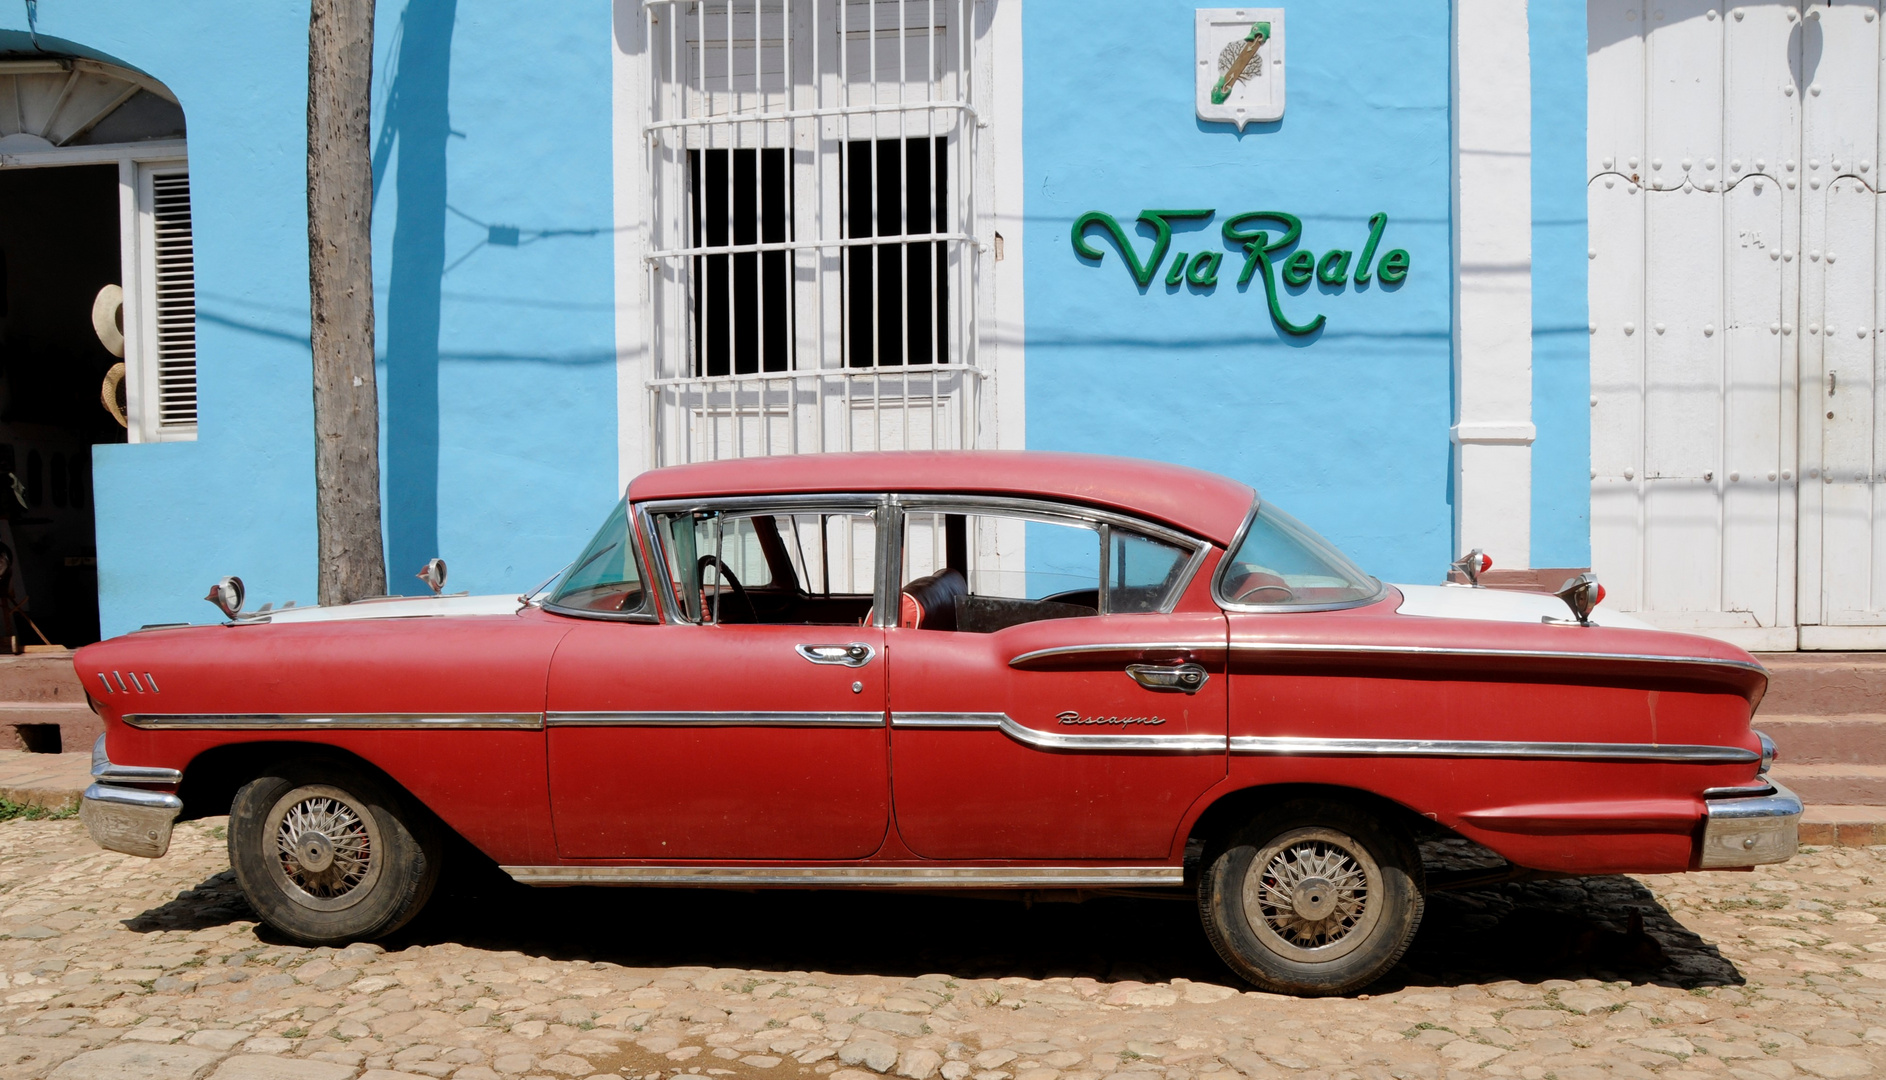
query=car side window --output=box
[1107,527,1191,613]
[653,506,878,625]
[900,508,1193,632]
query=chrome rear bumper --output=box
[1699,781,1801,868]
[79,735,182,858]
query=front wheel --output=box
[1199,800,1423,995]
[228,765,442,945]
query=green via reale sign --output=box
[1070,210,1409,336]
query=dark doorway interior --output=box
[0,165,126,648]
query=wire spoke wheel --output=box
[1240,826,1384,964]
[262,784,386,913]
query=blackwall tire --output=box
[1198,800,1423,996]
[228,766,442,946]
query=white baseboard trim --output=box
[1800,626,1886,651]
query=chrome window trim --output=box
[876,495,901,628]
[890,711,1224,753]
[541,498,661,623]
[545,711,884,728]
[121,713,545,731]
[889,494,1211,617]
[1212,496,1390,614]
[540,601,661,624]
[1226,640,1770,677]
[501,864,1184,887]
[635,494,889,627]
[1228,735,1760,764]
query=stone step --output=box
[1756,651,1886,715]
[0,650,99,754]
[1769,763,1886,806]
[1799,805,1886,847]
[1754,714,1886,765]
[0,748,90,810]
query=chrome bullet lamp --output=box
[416,558,447,595]
[1554,572,1606,626]
[204,576,245,620]
[1450,548,1491,587]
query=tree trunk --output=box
[308,0,387,606]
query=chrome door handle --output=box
[797,642,876,668]
[1126,662,1209,694]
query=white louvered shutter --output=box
[147,171,197,430]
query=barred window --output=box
[645,0,982,464]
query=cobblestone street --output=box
[0,820,1878,1080]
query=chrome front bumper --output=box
[79,735,183,859]
[1699,781,1802,868]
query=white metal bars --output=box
[643,0,982,465]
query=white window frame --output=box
[0,139,194,444]
[124,156,196,443]
[617,0,1021,477]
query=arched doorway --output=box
[0,55,192,651]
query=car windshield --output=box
[546,499,647,614]
[1218,501,1380,607]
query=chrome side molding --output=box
[891,712,1223,753]
[122,713,545,731]
[1225,641,1769,676]
[1229,735,1761,764]
[893,716,1760,763]
[89,734,181,786]
[501,864,1184,887]
[545,711,884,728]
[1009,642,1222,668]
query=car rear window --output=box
[1219,502,1381,608]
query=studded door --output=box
[1589,0,1886,649]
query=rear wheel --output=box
[1199,799,1423,995]
[228,764,442,945]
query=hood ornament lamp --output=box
[1554,572,1606,627]
[205,576,245,620]
[416,558,447,595]
[1450,549,1491,587]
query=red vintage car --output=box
[75,451,1797,995]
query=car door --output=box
[544,499,891,860]
[886,501,1228,860]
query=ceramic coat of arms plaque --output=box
[1195,8,1284,129]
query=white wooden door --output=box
[1798,0,1886,647]
[1588,0,1800,650]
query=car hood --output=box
[1390,583,1658,631]
[237,593,527,625]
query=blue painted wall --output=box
[1022,1,1456,585]
[0,2,618,637]
[1529,0,1592,569]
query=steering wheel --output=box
[1228,569,1296,604]
[696,555,758,623]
